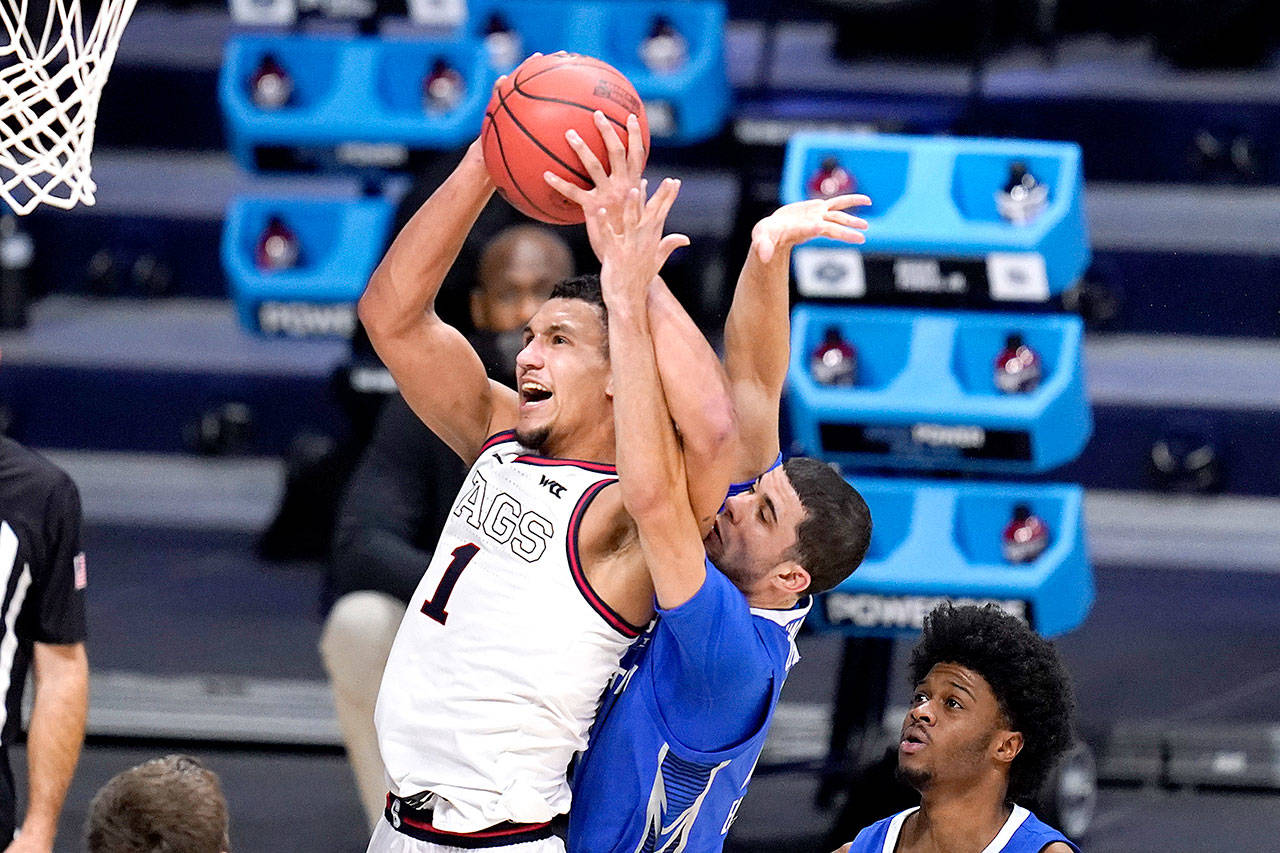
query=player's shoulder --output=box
[0,436,78,501]
[1014,808,1079,853]
[841,811,898,852]
[477,429,521,455]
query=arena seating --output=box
[2,3,1279,849]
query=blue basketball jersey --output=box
[567,560,808,853]
[845,805,1079,853]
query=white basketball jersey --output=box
[375,430,640,833]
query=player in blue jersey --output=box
[561,167,872,852]
[836,604,1078,853]
[546,112,872,852]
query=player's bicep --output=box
[727,378,782,484]
[377,320,518,463]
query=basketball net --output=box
[1,0,137,214]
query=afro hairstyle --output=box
[908,603,1076,804]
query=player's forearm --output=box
[22,644,88,846]
[359,144,494,343]
[723,242,792,397]
[606,286,684,512]
[604,266,697,520]
[646,277,737,527]
[721,243,790,478]
[606,283,706,606]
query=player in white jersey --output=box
[374,423,635,834]
[359,121,729,850]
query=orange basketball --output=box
[482,52,650,225]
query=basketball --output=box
[482,52,650,225]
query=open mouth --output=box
[520,380,552,406]
[900,727,927,755]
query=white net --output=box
[1,0,137,214]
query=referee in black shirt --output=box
[0,426,89,851]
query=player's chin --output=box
[894,759,929,790]
[515,422,552,453]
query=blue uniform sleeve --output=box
[723,454,783,503]
[649,562,774,752]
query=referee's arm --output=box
[8,642,87,852]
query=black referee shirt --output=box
[0,436,87,835]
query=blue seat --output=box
[222,196,393,339]
[466,0,731,145]
[787,305,1091,475]
[811,476,1092,639]
[219,34,495,172]
[782,133,1090,303]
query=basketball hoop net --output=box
[1,0,138,214]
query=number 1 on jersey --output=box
[421,543,478,625]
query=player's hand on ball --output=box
[544,111,647,247]
[751,194,872,264]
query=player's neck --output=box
[744,588,799,611]
[538,426,616,466]
[903,784,1012,853]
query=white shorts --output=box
[366,816,566,853]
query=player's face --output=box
[896,662,1014,792]
[514,298,611,454]
[705,466,806,594]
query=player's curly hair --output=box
[908,603,1075,804]
[549,274,608,354]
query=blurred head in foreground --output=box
[85,754,229,853]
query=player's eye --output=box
[553,335,568,345]
[946,697,962,710]
[912,692,927,705]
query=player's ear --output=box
[993,730,1023,766]
[773,560,809,597]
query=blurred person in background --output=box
[834,604,1078,853]
[0,348,89,853]
[84,754,229,853]
[319,225,574,829]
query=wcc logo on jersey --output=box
[453,469,554,562]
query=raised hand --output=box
[590,178,689,306]
[542,110,647,253]
[751,193,872,264]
